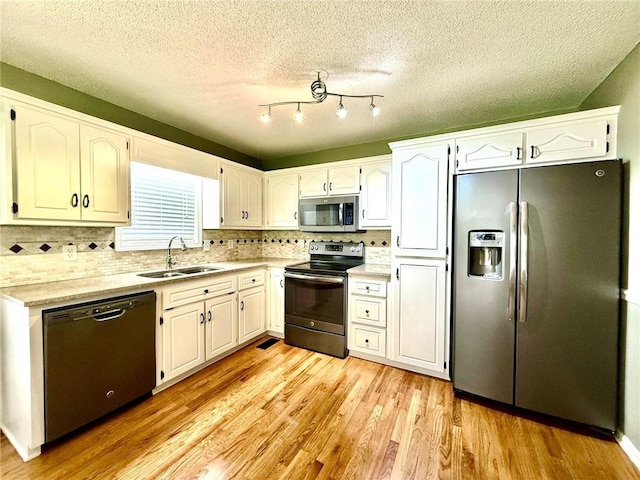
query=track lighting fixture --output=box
[259,72,383,123]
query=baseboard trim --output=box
[617,432,640,470]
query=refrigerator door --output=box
[453,170,518,404]
[516,160,620,431]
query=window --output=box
[116,162,203,251]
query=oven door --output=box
[284,272,346,335]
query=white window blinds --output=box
[116,162,202,251]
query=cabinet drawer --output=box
[352,297,386,327]
[238,270,265,290]
[350,325,386,357]
[350,278,387,297]
[162,275,237,310]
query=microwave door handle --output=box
[284,273,345,284]
[339,203,343,226]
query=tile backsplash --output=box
[0,226,390,288]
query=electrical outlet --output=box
[203,241,211,252]
[62,244,78,261]
[227,240,233,250]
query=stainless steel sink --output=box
[137,266,220,279]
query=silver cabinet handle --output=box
[508,202,517,322]
[518,201,529,323]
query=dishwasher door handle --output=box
[91,309,126,322]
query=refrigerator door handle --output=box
[508,202,518,322]
[519,201,529,323]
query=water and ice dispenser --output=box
[468,231,503,280]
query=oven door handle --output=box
[284,273,345,284]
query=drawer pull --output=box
[365,310,370,316]
[204,289,209,294]
[365,338,369,343]
[365,286,370,291]
[252,278,256,283]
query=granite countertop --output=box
[347,263,392,280]
[1,257,304,307]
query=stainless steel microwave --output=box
[298,195,362,233]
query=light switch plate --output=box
[203,241,211,252]
[62,244,78,261]
[227,240,233,250]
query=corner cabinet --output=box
[220,162,263,228]
[5,102,130,224]
[264,171,298,229]
[359,157,392,228]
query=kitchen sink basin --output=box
[137,266,220,279]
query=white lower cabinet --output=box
[348,276,388,359]
[268,268,285,336]
[161,302,206,382]
[205,294,237,360]
[391,259,447,375]
[159,275,237,384]
[237,270,266,344]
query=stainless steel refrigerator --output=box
[452,160,621,433]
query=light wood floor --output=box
[1,338,638,479]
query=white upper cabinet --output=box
[359,157,392,228]
[525,118,611,164]
[10,104,130,224]
[79,124,130,223]
[390,141,449,258]
[264,171,298,229]
[456,132,524,171]
[454,106,618,173]
[299,164,359,197]
[220,161,263,228]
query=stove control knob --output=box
[350,246,355,252]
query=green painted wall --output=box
[580,43,640,449]
[262,107,578,170]
[0,62,262,169]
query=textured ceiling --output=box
[1,1,639,161]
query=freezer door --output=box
[516,160,620,431]
[453,169,518,404]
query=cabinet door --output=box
[238,286,266,343]
[265,172,299,228]
[526,119,610,165]
[392,259,446,373]
[392,142,449,258]
[360,160,392,228]
[268,269,285,334]
[79,124,130,223]
[205,295,237,360]
[162,303,205,382]
[328,165,360,195]
[221,164,244,227]
[13,105,81,220]
[456,132,524,171]
[243,170,263,227]
[299,168,328,197]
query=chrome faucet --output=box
[166,236,187,270]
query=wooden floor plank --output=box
[1,338,638,480]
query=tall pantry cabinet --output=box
[389,139,451,379]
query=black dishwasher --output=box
[43,291,156,442]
